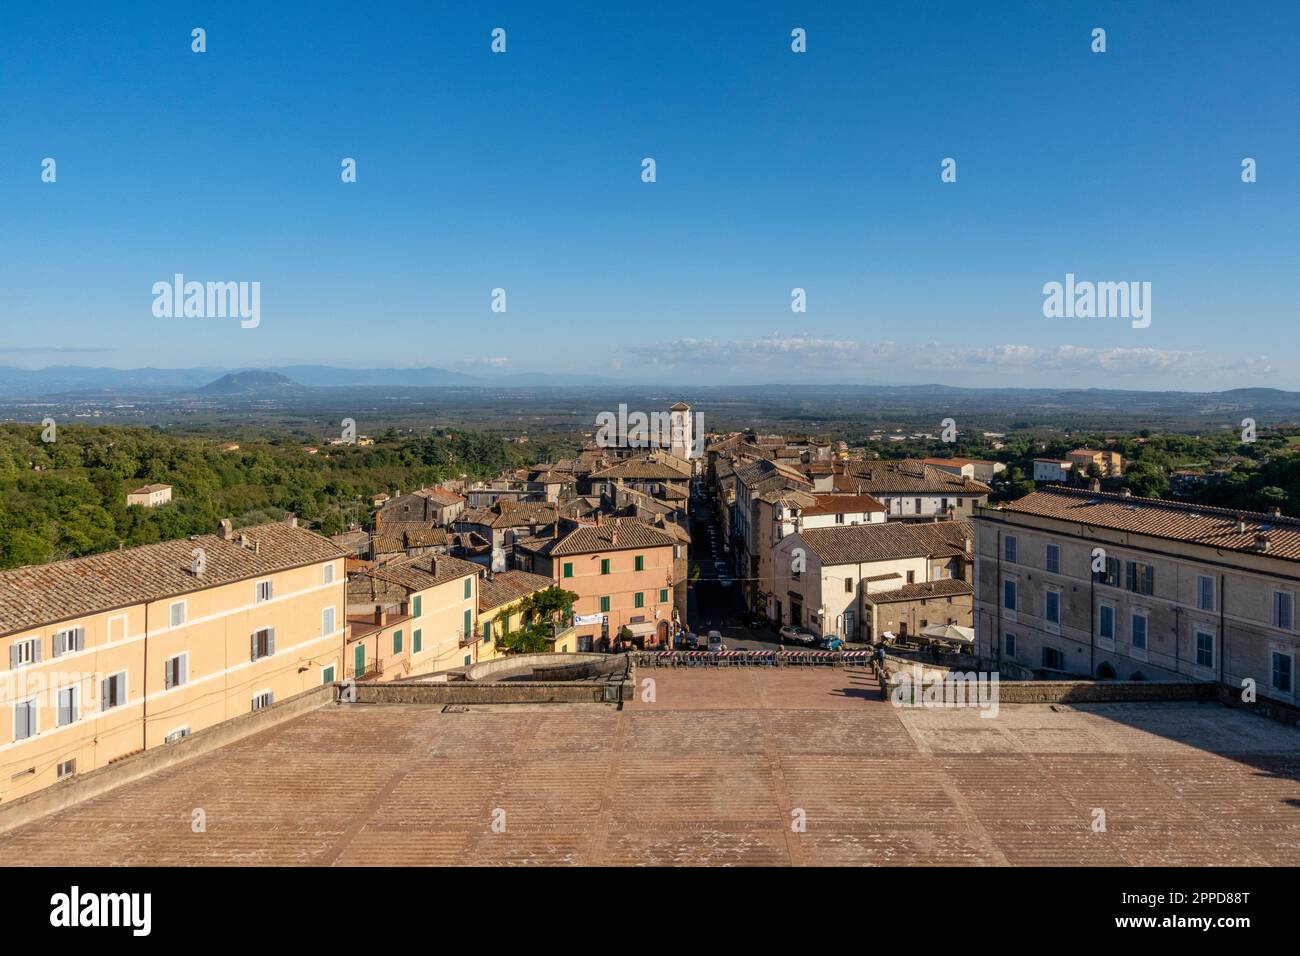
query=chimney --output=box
[238,533,249,549]
[1271,507,1282,517]
[964,536,972,555]
[1089,478,1101,492]
[374,605,387,626]
[1236,515,1247,534]
[1256,532,1272,552]
[218,518,234,541]
[1119,488,1132,498]
[594,513,602,526]
[283,512,297,528]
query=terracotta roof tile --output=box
[0,523,345,637]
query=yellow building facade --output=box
[0,519,346,803]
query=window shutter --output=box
[9,644,17,668]
[165,660,174,690]
[267,629,276,656]
[101,679,109,712]
[180,655,187,685]
[33,640,42,663]
[251,632,258,661]
[54,632,65,657]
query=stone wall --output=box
[350,679,632,705]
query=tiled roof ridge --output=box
[1025,486,1300,528]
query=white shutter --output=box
[9,644,18,668]
[267,629,276,656]
[101,679,109,712]
[32,640,41,663]
[53,632,66,657]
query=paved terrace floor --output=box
[4,667,1300,865]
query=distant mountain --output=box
[0,364,621,395]
[196,370,303,396]
[273,365,480,387]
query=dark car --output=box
[680,632,699,650]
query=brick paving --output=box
[4,666,1299,865]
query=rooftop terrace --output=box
[2,668,1298,865]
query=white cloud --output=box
[640,334,1274,386]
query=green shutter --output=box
[413,595,422,617]
[634,592,644,608]
[322,665,335,684]
[635,555,644,571]
[601,558,610,575]
[393,630,403,654]
[464,609,471,637]
[660,589,668,604]
[354,643,365,677]
[563,562,573,578]
[600,596,610,613]
[483,621,492,644]
[464,578,471,599]
[413,629,422,653]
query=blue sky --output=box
[1,1,1296,388]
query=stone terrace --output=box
[3,667,1299,865]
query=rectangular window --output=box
[1272,651,1293,693]
[164,728,190,744]
[482,621,492,645]
[1004,536,1018,563]
[1195,631,1214,668]
[1094,556,1121,587]
[906,570,915,584]
[844,577,852,593]
[634,592,644,609]
[1042,647,1064,670]
[1003,580,1017,611]
[322,607,337,636]
[256,580,273,603]
[463,578,472,600]
[1196,575,1214,612]
[600,558,610,575]
[835,513,845,524]
[164,653,187,690]
[463,609,471,638]
[9,637,41,669]
[56,758,76,779]
[354,643,366,678]
[634,555,644,572]
[914,498,922,513]
[14,696,36,740]
[1126,561,1154,596]
[57,685,78,726]
[413,629,422,653]
[1273,592,1293,630]
[323,563,335,585]
[600,596,611,613]
[101,672,127,711]
[563,562,574,578]
[52,627,85,658]
[1045,544,1060,574]
[251,691,273,711]
[1099,604,1115,640]
[413,595,422,617]
[1004,633,1016,658]
[169,601,186,627]
[659,589,669,604]
[393,630,403,655]
[322,665,336,684]
[1045,590,1060,624]
[250,627,275,661]
[1131,613,1147,650]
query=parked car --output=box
[816,635,845,651]
[707,631,726,652]
[778,625,801,644]
[791,630,816,646]
[680,632,698,650]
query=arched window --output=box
[1097,662,1116,679]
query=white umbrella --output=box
[920,624,975,645]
